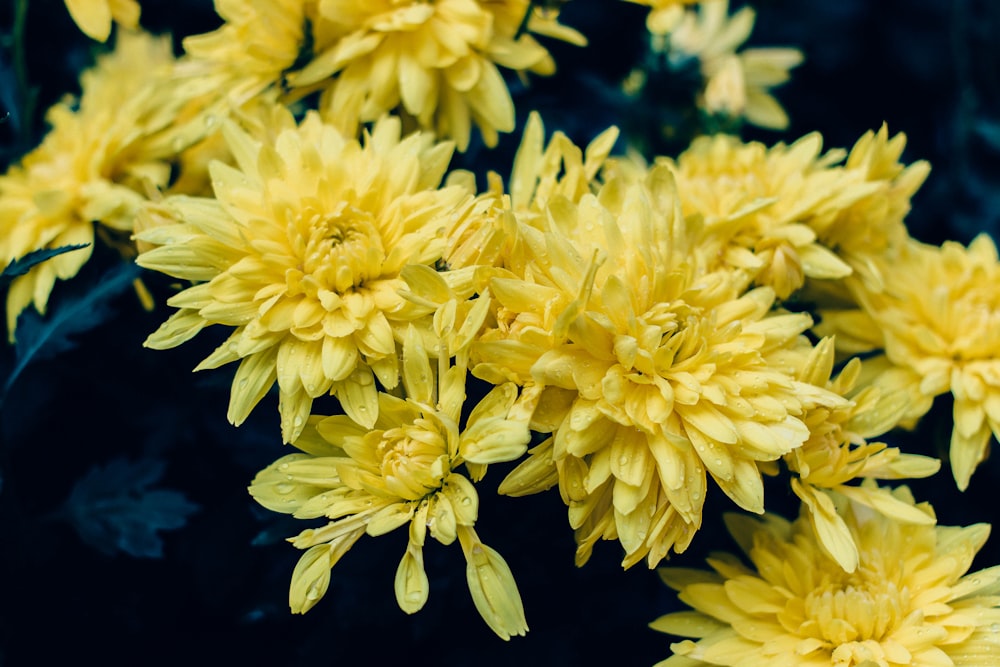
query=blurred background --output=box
[2,1,999,665]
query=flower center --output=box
[297,204,385,293]
[802,580,908,648]
[376,418,449,500]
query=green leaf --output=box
[0,244,90,281]
[65,458,199,559]
[1,260,139,400]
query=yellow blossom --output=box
[441,110,619,271]
[651,485,1000,666]
[623,0,703,34]
[475,120,845,568]
[808,124,931,291]
[180,0,309,105]
[249,324,531,639]
[816,235,1000,491]
[1,30,203,340]
[287,0,584,151]
[664,0,802,130]
[784,336,941,572]
[662,132,869,299]
[136,109,471,443]
[64,0,140,42]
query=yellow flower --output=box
[287,0,584,151]
[651,485,1000,666]
[816,235,1000,491]
[136,109,471,443]
[475,124,844,568]
[664,0,802,130]
[785,337,941,572]
[808,124,931,291]
[249,325,531,639]
[64,0,140,42]
[1,30,198,340]
[623,0,703,34]
[181,0,308,104]
[662,132,869,299]
[442,110,619,270]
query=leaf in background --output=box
[65,458,199,558]
[0,244,90,281]
[1,260,139,400]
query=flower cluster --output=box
[181,0,585,151]
[5,0,1000,658]
[652,485,1000,666]
[0,29,209,339]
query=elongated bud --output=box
[457,526,528,640]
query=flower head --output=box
[662,132,865,299]
[816,235,1000,491]
[476,121,844,568]
[664,0,802,130]
[137,109,474,442]
[181,0,309,104]
[250,322,531,639]
[784,336,941,572]
[624,0,704,34]
[287,0,584,151]
[64,0,140,42]
[1,30,199,340]
[652,484,1000,666]
[808,124,931,290]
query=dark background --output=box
[2,1,1000,665]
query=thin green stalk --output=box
[11,0,37,148]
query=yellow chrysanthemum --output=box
[287,0,584,151]
[807,124,931,291]
[784,336,941,572]
[249,324,531,639]
[652,485,1000,666]
[136,109,474,443]
[64,0,140,42]
[662,132,869,299]
[816,235,1000,491]
[1,30,201,340]
[442,111,619,270]
[473,122,844,568]
[181,0,308,104]
[623,0,703,34]
[663,0,802,130]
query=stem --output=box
[11,0,36,148]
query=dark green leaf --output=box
[2,260,139,399]
[0,244,90,281]
[65,458,199,559]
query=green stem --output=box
[11,0,37,147]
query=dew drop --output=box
[991,623,1000,633]
[293,416,303,428]
[714,459,723,467]
[460,497,472,506]
[276,483,295,494]
[406,591,422,603]
[305,584,322,601]
[279,462,289,471]
[618,455,631,467]
[205,114,219,129]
